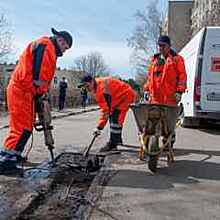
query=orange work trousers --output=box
[3,81,35,155]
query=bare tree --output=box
[0,14,12,62]
[73,51,108,77]
[128,0,163,75]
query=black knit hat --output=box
[158,35,171,46]
[51,28,73,48]
[77,74,93,88]
[81,74,93,83]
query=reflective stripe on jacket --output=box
[95,77,136,129]
[10,36,57,95]
[144,50,187,106]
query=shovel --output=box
[82,133,99,158]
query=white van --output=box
[179,26,220,127]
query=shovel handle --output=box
[83,134,98,157]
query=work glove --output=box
[175,92,182,104]
[92,127,102,136]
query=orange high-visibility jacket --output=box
[3,37,57,153]
[10,36,57,95]
[144,50,187,106]
[95,77,136,129]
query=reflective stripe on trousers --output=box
[109,109,123,145]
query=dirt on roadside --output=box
[15,153,104,220]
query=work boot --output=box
[0,150,23,175]
[17,155,28,163]
[0,160,23,175]
[99,142,117,152]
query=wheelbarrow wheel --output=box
[148,155,158,172]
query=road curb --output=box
[79,154,121,219]
[0,107,99,130]
[52,107,99,120]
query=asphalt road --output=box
[1,109,219,162]
[0,110,220,219]
[90,111,220,220]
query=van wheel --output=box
[180,116,200,128]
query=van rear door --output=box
[200,27,220,111]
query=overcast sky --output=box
[0,0,167,78]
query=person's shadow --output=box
[158,159,220,182]
[103,146,220,190]
[174,148,220,159]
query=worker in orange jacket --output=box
[144,35,187,148]
[0,28,72,174]
[79,74,136,152]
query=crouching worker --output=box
[0,28,72,174]
[79,74,136,152]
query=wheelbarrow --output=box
[130,103,179,172]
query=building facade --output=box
[0,63,84,110]
[162,0,220,51]
[162,0,194,52]
[192,0,220,35]
[0,63,15,110]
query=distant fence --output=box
[0,87,95,112]
[50,88,95,110]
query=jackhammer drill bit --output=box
[47,144,55,165]
[44,124,55,165]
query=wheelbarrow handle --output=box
[83,134,98,158]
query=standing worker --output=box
[79,75,136,152]
[144,35,187,149]
[58,76,68,111]
[0,28,73,174]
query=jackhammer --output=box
[34,94,55,164]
